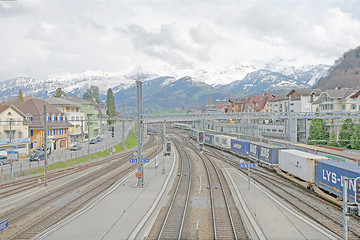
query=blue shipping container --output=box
[205,133,214,145]
[315,160,360,202]
[231,139,250,156]
[249,142,258,160]
[257,142,283,165]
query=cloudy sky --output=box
[1,0,360,81]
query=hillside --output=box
[314,46,360,90]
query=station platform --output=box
[36,149,177,240]
[223,166,341,240]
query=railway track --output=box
[156,138,192,240]
[0,152,131,200]
[188,145,243,239]
[1,135,159,239]
[205,145,360,239]
[154,127,248,239]
[0,135,156,202]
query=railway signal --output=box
[165,142,171,156]
[111,126,115,138]
[198,131,204,144]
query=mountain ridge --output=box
[0,62,331,111]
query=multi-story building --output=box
[229,92,274,112]
[268,94,287,113]
[0,104,30,158]
[313,89,358,112]
[45,97,86,145]
[18,99,72,152]
[287,89,322,112]
[63,96,100,139]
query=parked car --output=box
[90,138,97,144]
[70,145,82,151]
[30,151,48,162]
[0,155,9,165]
[95,136,102,142]
[36,146,52,155]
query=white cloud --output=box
[0,0,360,80]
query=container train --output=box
[188,128,360,206]
[173,122,192,130]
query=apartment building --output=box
[287,89,322,112]
[313,89,358,112]
[18,99,72,152]
[45,97,86,145]
[229,92,274,112]
[0,104,30,158]
[63,96,100,139]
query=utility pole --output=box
[136,80,144,187]
[87,117,91,161]
[122,103,125,148]
[162,120,166,174]
[343,177,348,240]
[44,104,48,186]
[9,119,12,144]
[81,119,84,143]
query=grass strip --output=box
[29,125,137,175]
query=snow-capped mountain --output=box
[217,61,331,93]
[0,61,331,109]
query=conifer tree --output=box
[18,89,24,104]
[338,119,354,148]
[106,88,116,123]
[351,125,360,150]
[307,119,329,145]
[83,86,100,103]
[53,88,66,98]
[328,131,338,147]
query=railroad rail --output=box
[0,135,156,201]
[1,135,158,239]
[205,146,360,239]
[188,144,240,239]
[156,138,191,240]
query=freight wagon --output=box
[231,139,250,156]
[279,150,330,184]
[214,135,221,148]
[204,133,214,145]
[220,135,232,149]
[315,160,360,203]
[266,139,360,166]
[256,142,284,165]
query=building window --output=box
[30,142,33,149]
[30,130,33,137]
[53,129,55,135]
[65,129,67,134]
[351,104,357,110]
[310,94,314,102]
[342,104,346,110]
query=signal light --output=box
[198,131,204,144]
[111,126,115,138]
[166,142,171,153]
